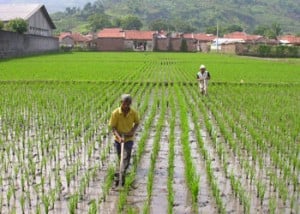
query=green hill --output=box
[50,0,300,34]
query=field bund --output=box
[0,52,299,213]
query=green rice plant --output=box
[42,194,50,214]
[26,190,31,208]
[68,192,79,214]
[65,168,73,189]
[88,199,97,214]
[0,195,2,213]
[6,185,13,208]
[256,181,266,205]
[268,196,276,214]
[49,189,56,209]
[19,193,26,214]
[101,165,114,202]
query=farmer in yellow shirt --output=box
[109,94,139,186]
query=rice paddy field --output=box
[0,52,299,214]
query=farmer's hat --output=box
[200,64,206,69]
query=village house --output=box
[58,32,93,49]
[278,35,300,46]
[124,30,155,51]
[94,28,125,51]
[94,28,155,51]
[183,33,216,52]
[0,3,56,36]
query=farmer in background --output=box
[197,64,211,95]
[109,94,139,186]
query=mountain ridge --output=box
[2,0,300,34]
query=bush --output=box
[238,44,300,58]
[258,45,271,57]
[5,18,28,33]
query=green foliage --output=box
[258,45,272,57]
[50,0,300,33]
[173,20,196,33]
[240,44,300,58]
[88,14,112,31]
[120,15,143,30]
[5,18,28,33]
[224,24,243,34]
[0,20,3,30]
[149,19,175,32]
[253,23,282,38]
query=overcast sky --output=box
[0,0,93,13]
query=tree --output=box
[175,21,196,33]
[88,14,112,32]
[224,24,243,34]
[271,23,282,37]
[253,23,282,39]
[253,25,268,35]
[206,26,225,36]
[121,15,142,30]
[149,19,175,32]
[6,18,28,33]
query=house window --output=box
[29,26,50,36]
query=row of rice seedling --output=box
[175,85,200,211]
[181,84,227,213]
[142,86,167,213]
[206,84,299,213]
[167,91,176,214]
[0,81,143,213]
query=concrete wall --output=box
[95,38,125,51]
[154,38,196,52]
[0,30,59,59]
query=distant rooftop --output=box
[0,3,55,29]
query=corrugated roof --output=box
[0,3,55,29]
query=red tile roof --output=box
[125,30,155,40]
[278,35,300,44]
[224,31,262,41]
[58,32,72,41]
[97,28,125,38]
[59,32,92,42]
[184,33,216,41]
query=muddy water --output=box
[172,120,193,214]
[187,115,217,214]
[205,110,272,213]
[150,121,169,214]
[195,112,245,214]
[126,111,160,212]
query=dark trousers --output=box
[114,141,133,175]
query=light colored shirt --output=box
[109,107,139,142]
[197,71,210,81]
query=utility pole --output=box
[216,21,219,53]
